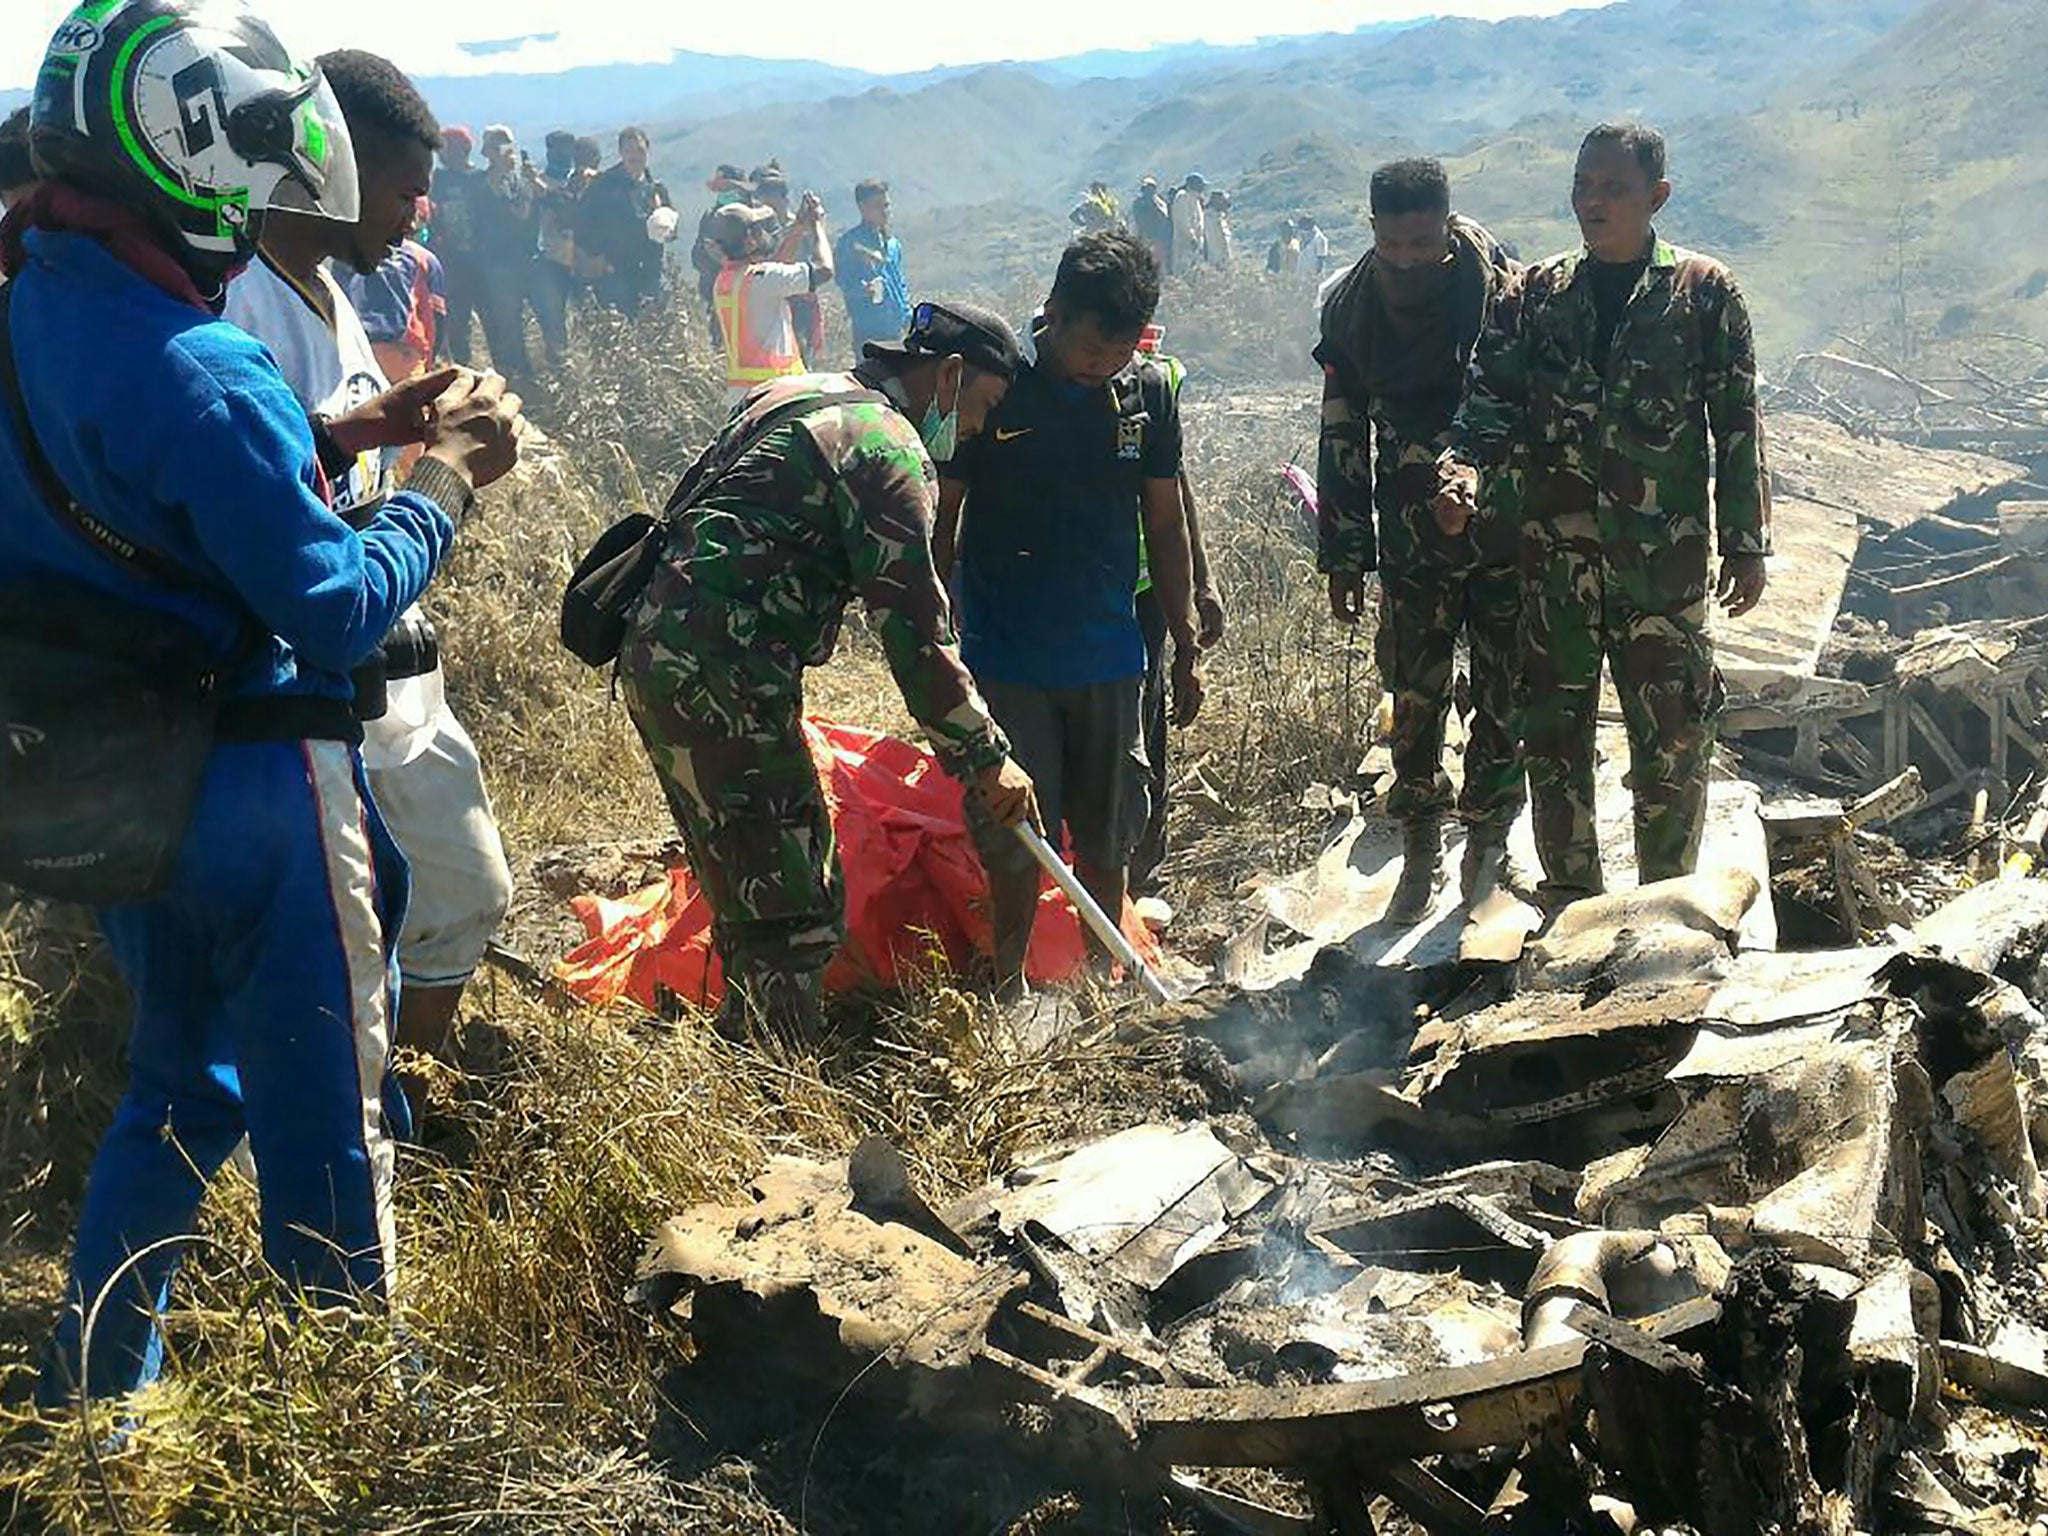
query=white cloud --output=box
[2,0,1604,90]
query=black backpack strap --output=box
[1111,364,1155,424]
[0,284,201,588]
[663,387,889,521]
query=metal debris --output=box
[632,1154,1025,1412]
[991,1121,1280,1293]
[634,644,2048,1532]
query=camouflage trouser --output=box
[1520,510,1725,903]
[1372,440,1526,833]
[618,649,842,1037]
[1376,557,1525,832]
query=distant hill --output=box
[1401,0,2048,358]
[1167,0,1931,146]
[14,0,2040,371]
[644,67,1143,211]
[404,24,1419,162]
[621,0,1932,241]
[416,56,885,146]
[1084,84,1400,197]
[1686,0,2048,354]
[1024,22,1419,83]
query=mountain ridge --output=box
[11,0,2040,367]
[411,23,1422,149]
[808,0,2043,366]
[618,0,1930,225]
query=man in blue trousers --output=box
[0,0,523,1403]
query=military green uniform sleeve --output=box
[1702,273,1772,557]
[1312,275,1377,574]
[1315,364,1377,574]
[828,410,1011,779]
[1449,266,1534,471]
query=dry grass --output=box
[429,446,673,852]
[0,904,129,1246]
[0,956,1209,1532]
[1155,265,1327,391]
[0,276,1367,1533]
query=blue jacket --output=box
[834,222,911,342]
[0,230,452,704]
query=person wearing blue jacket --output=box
[835,178,911,360]
[2,0,524,1403]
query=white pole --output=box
[1013,822,1172,1004]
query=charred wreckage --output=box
[624,411,2048,1534]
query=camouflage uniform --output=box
[617,371,1010,1033]
[1131,350,1187,895]
[1314,215,1525,834]
[1448,237,1770,901]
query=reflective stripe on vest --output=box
[714,262,805,390]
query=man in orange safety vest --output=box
[711,198,834,407]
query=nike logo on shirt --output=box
[994,427,1034,442]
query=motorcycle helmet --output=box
[30,0,358,277]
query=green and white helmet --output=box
[29,0,358,273]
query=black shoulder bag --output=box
[0,286,242,904]
[560,389,887,667]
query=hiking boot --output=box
[1459,827,1512,905]
[1385,817,1444,925]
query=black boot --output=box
[1460,824,1510,905]
[717,967,829,1043]
[1386,816,1444,925]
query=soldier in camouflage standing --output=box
[1315,159,1524,921]
[1437,123,1770,910]
[617,303,1039,1036]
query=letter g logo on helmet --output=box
[172,57,229,156]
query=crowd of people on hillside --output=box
[1080,172,1329,280]
[1124,173,1232,273]
[415,121,674,384]
[1267,212,1333,277]
[341,123,916,402]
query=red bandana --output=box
[1,183,233,311]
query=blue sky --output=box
[3,0,1601,89]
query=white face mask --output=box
[918,367,962,461]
